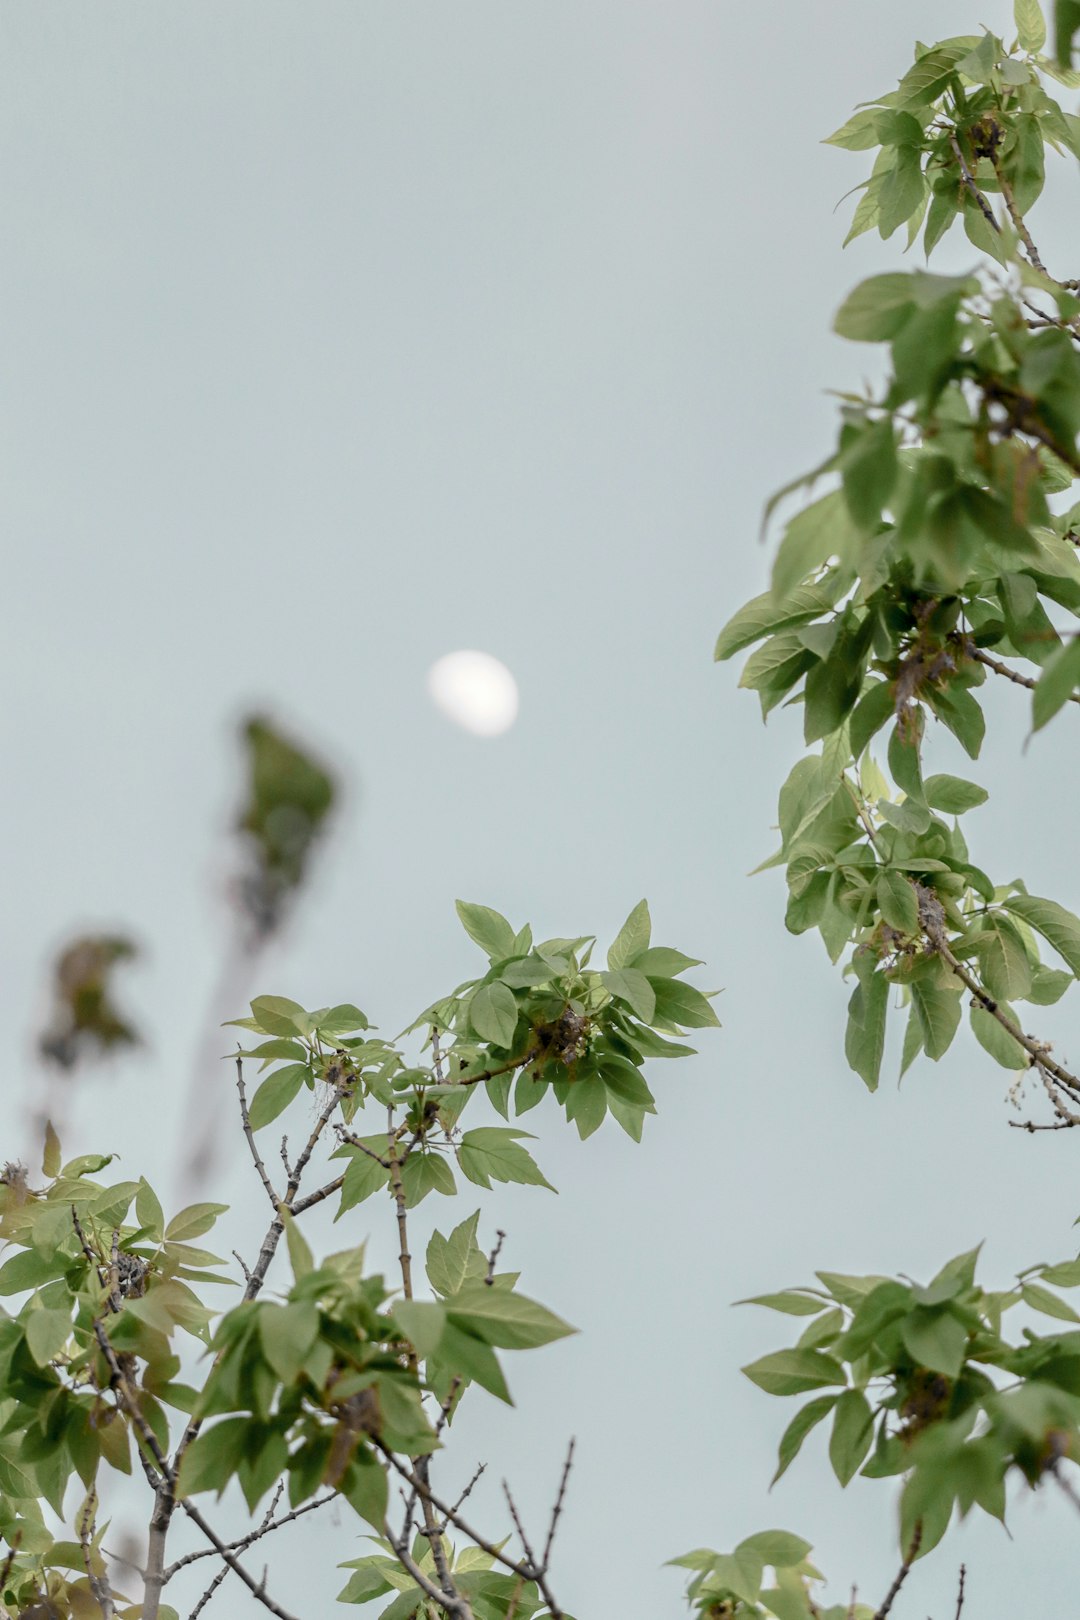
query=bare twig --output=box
[966,642,1080,705]
[164,1485,338,1580]
[485,1231,506,1286]
[874,1522,922,1619]
[955,1563,967,1620]
[185,1483,290,1618]
[542,1439,575,1572]
[236,1056,281,1213]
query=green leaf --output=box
[824,109,882,150]
[1015,0,1047,51]
[742,1349,846,1396]
[922,774,989,814]
[564,1073,608,1138]
[842,419,898,529]
[772,491,859,607]
[600,968,656,1023]
[177,1417,250,1497]
[458,1129,555,1193]
[737,1292,829,1316]
[469,983,519,1048]
[926,684,985,758]
[447,1283,576,1350]
[607,899,651,970]
[714,583,839,661]
[313,1004,369,1037]
[456,901,517,961]
[1021,1281,1080,1321]
[849,680,896,760]
[340,1449,389,1530]
[393,1299,447,1360]
[165,1203,229,1242]
[426,1211,483,1298]
[283,1211,313,1279]
[337,1143,391,1216]
[737,1530,813,1569]
[970,1003,1028,1069]
[247,996,311,1038]
[771,1395,839,1484]
[1033,638,1080,730]
[248,1064,308,1131]
[41,1122,61,1180]
[649,977,721,1029]
[834,274,916,342]
[1027,964,1073,1004]
[829,1389,875,1486]
[24,1307,72,1367]
[0,1249,66,1295]
[135,1178,165,1242]
[976,916,1032,1003]
[877,870,919,933]
[899,1307,969,1377]
[911,982,962,1061]
[259,1301,321,1382]
[401,1152,457,1206]
[1003,893,1080,974]
[845,958,889,1092]
[630,946,702,977]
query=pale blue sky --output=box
[4,4,1080,1614]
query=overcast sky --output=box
[4,4,1080,1615]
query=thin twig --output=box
[874,1522,922,1619]
[385,1119,468,1615]
[164,1485,338,1579]
[955,1563,967,1620]
[948,131,1000,232]
[917,885,1080,1107]
[967,642,1080,705]
[185,1483,286,1618]
[992,157,1047,274]
[542,1439,575,1572]
[485,1231,506,1286]
[79,1488,116,1619]
[236,1056,279,1213]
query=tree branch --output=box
[874,1523,921,1619]
[948,131,1000,232]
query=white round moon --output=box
[427,650,519,737]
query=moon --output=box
[427,650,519,737]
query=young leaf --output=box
[456,901,517,961]
[469,983,519,1048]
[458,1129,555,1193]
[247,1064,308,1132]
[607,899,651,970]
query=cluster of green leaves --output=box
[740,1244,1080,1560]
[339,1537,555,1620]
[0,901,712,1619]
[669,1531,870,1620]
[235,899,718,1218]
[0,1131,229,1617]
[716,11,1080,1095]
[826,20,1080,257]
